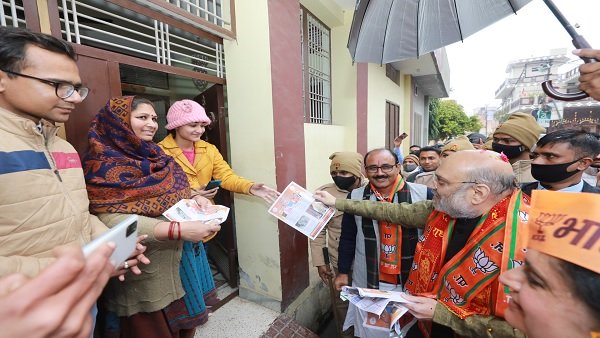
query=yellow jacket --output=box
[158,134,254,194]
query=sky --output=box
[445,0,600,114]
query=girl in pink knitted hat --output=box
[159,99,279,202]
[158,99,279,309]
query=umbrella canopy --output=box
[348,0,532,64]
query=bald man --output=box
[315,151,527,338]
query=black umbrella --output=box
[348,0,594,101]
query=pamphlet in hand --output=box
[340,286,409,316]
[268,181,335,240]
[340,286,415,336]
[163,199,230,225]
[363,305,411,334]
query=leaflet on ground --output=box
[267,181,335,240]
[163,199,230,225]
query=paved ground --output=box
[194,293,323,338]
[194,294,278,338]
[260,315,319,338]
[195,260,326,337]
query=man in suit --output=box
[522,129,600,195]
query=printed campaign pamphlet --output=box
[340,286,416,336]
[163,199,230,225]
[340,286,409,316]
[267,181,335,240]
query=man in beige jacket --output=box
[310,151,365,338]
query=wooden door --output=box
[64,52,121,157]
[194,85,238,287]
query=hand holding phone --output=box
[204,180,222,191]
[394,133,408,147]
[82,215,138,269]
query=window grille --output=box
[58,0,225,79]
[0,0,26,28]
[165,0,227,27]
[301,8,331,124]
[385,101,400,148]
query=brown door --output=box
[194,84,238,287]
[64,52,121,157]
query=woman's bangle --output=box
[168,221,176,240]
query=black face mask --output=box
[492,142,525,159]
[332,176,357,191]
[530,158,582,183]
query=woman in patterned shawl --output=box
[83,96,219,338]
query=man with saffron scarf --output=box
[335,148,429,338]
[316,150,528,337]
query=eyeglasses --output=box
[1,69,89,100]
[365,164,397,173]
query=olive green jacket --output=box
[334,199,526,338]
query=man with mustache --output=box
[316,150,528,337]
[334,148,430,338]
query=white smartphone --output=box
[82,214,139,269]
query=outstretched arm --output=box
[335,199,433,228]
[432,303,526,338]
[250,183,280,204]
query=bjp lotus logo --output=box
[511,259,524,269]
[382,244,397,255]
[470,248,499,275]
[444,280,465,305]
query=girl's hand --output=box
[193,186,218,199]
[250,183,280,204]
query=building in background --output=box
[1,0,449,329]
[494,48,600,133]
[474,105,499,136]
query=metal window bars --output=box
[0,0,26,28]
[301,10,331,125]
[58,0,225,79]
[166,0,228,27]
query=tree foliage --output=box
[494,109,510,123]
[432,100,482,141]
[428,98,441,141]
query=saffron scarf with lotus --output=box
[370,174,406,284]
[405,190,528,324]
[83,96,190,217]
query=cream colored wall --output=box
[366,64,407,150]
[304,7,357,192]
[304,124,347,192]
[223,0,282,306]
[401,75,413,154]
[329,9,358,140]
[300,0,344,27]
